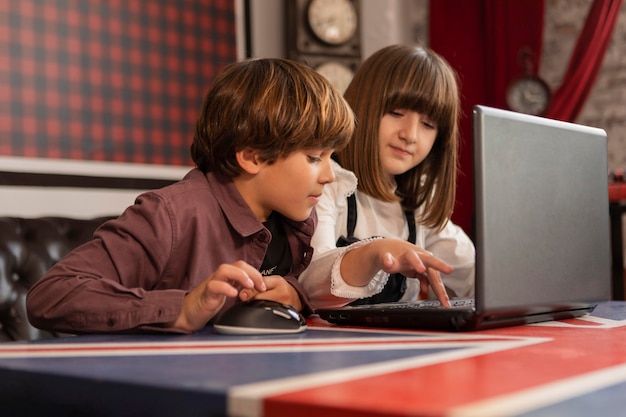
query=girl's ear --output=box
[235,149,262,175]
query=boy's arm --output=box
[26,194,185,334]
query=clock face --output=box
[307,0,358,45]
[316,61,354,93]
[506,76,551,116]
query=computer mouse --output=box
[213,299,307,335]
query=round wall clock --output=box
[285,0,361,93]
[506,75,551,116]
[307,0,358,45]
[315,61,355,93]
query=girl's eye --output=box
[308,155,322,163]
[389,110,404,117]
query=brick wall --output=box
[541,0,626,171]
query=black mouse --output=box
[213,299,307,335]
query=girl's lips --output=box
[390,145,412,156]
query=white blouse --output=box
[299,160,475,309]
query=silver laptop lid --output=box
[473,105,611,312]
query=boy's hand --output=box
[240,275,303,312]
[166,261,266,332]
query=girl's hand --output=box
[341,238,453,307]
[380,248,452,307]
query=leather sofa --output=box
[0,216,113,341]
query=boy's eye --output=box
[307,149,334,163]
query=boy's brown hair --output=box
[191,58,355,177]
[336,44,461,231]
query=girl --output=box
[300,44,475,309]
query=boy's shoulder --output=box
[138,168,219,206]
[144,168,241,213]
[160,168,207,192]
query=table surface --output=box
[1,302,626,417]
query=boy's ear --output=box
[235,149,262,175]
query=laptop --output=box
[316,105,612,331]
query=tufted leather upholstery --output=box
[0,216,113,341]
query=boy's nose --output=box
[320,160,335,184]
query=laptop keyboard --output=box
[364,298,475,309]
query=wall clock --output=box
[506,75,551,116]
[307,0,358,46]
[506,48,551,116]
[286,0,361,93]
[315,61,355,93]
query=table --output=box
[1,302,626,417]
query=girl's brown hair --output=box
[191,58,355,177]
[336,44,461,231]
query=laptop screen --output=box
[472,105,612,312]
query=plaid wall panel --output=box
[0,0,237,166]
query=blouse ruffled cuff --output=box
[329,237,389,299]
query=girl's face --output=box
[378,109,438,180]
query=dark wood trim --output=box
[243,0,252,58]
[0,171,176,190]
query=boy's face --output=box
[246,149,336,222]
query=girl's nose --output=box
[400,116,420,144]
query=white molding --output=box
[0,156,193,218]
[0,188,140,219]
[0,156,191,180]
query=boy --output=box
[26,58,355,334]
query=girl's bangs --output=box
[383,86,452,129]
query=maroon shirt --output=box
[26,169,315,334]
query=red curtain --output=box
[544,0,623,122]
[430,0,544,236]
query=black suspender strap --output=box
[346,192,357,238]
[343,193,415,305]
[340,193,415,244]
[335,193,360,247]
[405,208,416,244]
